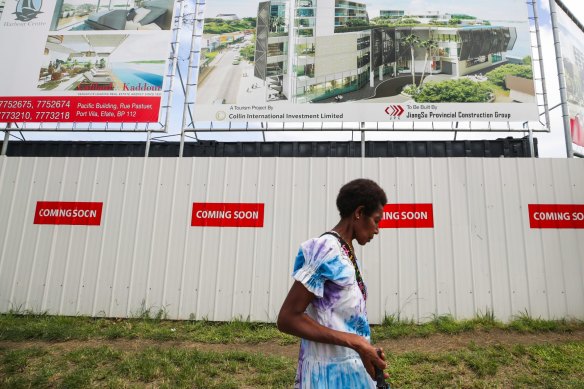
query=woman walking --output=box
[277,178,389,388]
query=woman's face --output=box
[354,204,383,245]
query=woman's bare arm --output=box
[277,281,387,379]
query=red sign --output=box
[192,203,264,227]
[570,116,584,147]
[380,204,434,228]
[34,202,103,225]
[528,204,584,229]
[0,96,160,123]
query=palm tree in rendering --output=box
[401,34,420,87]
[270,16,285,33]
[419,39,438,87]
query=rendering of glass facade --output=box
[335,0,368,27]
[458,27,514,61]
[380,10,405,19]
[292,0,317,100]
[256,1,518,103]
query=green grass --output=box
[385,342,584,388]
[204,51,219,61]
[484,80,511,98]
[0,346,295,388]
[1,311,583,388]
[1,311,581,344]
[1,342,582,388]
[0,312,296,344]
[371,312,582,342]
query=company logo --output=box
[14,0,43,21]
[385,105,405,117]
[215,111,227,120]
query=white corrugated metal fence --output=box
[0,156,583,323]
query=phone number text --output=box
[0,111,71,120]
[0,100,71,109]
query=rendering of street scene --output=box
[197,0,536,105]
[37,34,168,92]
[196,20,257,104]
[50,0,174,31]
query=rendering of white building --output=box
[403,11,452,24]
[380,10,489,26]
[254,0,518,103]
[379,10,405,20]
[216,13,240,20]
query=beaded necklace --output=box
[322,231,367,301]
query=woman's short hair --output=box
[336,179,387,218]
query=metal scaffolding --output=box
[180,0,551,149]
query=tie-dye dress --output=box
[292,234,376,389]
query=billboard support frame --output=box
[180,0,550,136]
[180,0,206,157]
[162,0,186,134]
[1,123,10,156]
[530,0,551,157]
[145,130,152,158]
[549,0,574,157]
[146,0,187,157]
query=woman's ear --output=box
[354,205,365,220]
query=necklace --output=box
[322,230,367,300]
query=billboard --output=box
[193,0,539,124]
[556,3,584,151]
[0,0,178,125]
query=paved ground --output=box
[317,74,426,104]
[196,49,243,104]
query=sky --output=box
[4,0,584,158]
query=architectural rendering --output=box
[253,0,525,103]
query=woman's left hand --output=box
[349,334,388,380]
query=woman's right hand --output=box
[347,333,388,380]
[278,282,389,381]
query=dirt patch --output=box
[376,329,584,355]
[0,338,302,359]
[2,329,583,359]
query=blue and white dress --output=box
[292,234,376,389]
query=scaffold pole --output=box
[549,0,574,157]
[1,123,11,156]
